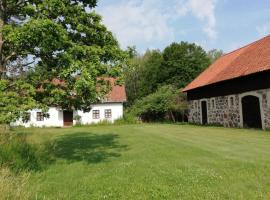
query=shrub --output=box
[114,113,139,125]
[129,85,188,122]
[74,115,82,125]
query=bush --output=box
[114,113,139,125]
[0,132,43,173]
[129,85,188,122]
[73,115,82,125]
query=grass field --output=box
[9,124,270,199]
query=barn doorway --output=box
[201,101,208,125]
[63,111,73,126]
[242,95,262,129]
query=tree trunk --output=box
[170,110,176,123]
[0,16,4,79]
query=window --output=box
[92,110,100,119]
[194,101,198,111]
[229,96,235,108]
[22,112,31,123]
[267,92,270,108]
[105,109,112,119]
[211,99,215,109]
[230,97,234,107]
[36,112,44,121]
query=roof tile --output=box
[183,35,270,91]
[98,77,127,103]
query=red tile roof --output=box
[183,35,270,92]
[38,77,127,103]
[98,77,127,103]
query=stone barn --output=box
[183,36,270,129]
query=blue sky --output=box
[96,0,270,53]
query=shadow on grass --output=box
[1,131,128,172]
[46,132,128,164]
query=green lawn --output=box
[16,124,270,199]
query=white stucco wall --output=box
[75,103,124,125]
[11,107,63,128]
[12,103,124,127]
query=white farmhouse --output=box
[12,78,127,127]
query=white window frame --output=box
[104,109,112,119]
[36,112,44,121]
[92,110,100,119]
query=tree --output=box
[0,79,40,126]
[207,49,223,63]
[27,0,125,111]
[139,50,163,97]
[168,89,188,122]
[0,1,67,125]
[124,42,210,107]
[124,49,163,105]
[160,42,210,88]
[0,0,125,124]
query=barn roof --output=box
[183,35,270,92]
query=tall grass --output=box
[0,130,51,199]
[0,131,49,173]
[0,168,30,200]
[114,113,140,125]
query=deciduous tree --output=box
[207,49,223,64]
[160,42,210,88]
[124,49,163,105]
[0,0,125,124]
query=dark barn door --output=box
[201,101,208,125]
[242,96,262,129]
[63,111,73,126]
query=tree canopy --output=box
[0,0,125,124]
[207,49,224,64]
[123,42,210,122]
[124,42,210,106]
[124,49,163,105]
[160,42,210,88]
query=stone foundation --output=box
[188,88,270,129]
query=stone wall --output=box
[188,88,270,129]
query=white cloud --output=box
[256,23,270,37]
[177,0,217,39]
[97,0,218,50]
[97,0,175,49]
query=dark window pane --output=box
[93,110,100,119]
[37,112,44,121]
[105,109,112,119]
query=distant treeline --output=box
[123,43,223,122]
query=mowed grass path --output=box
[18,124,270,199]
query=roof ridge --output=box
[221,35,270,58]
[183,35,270,92]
